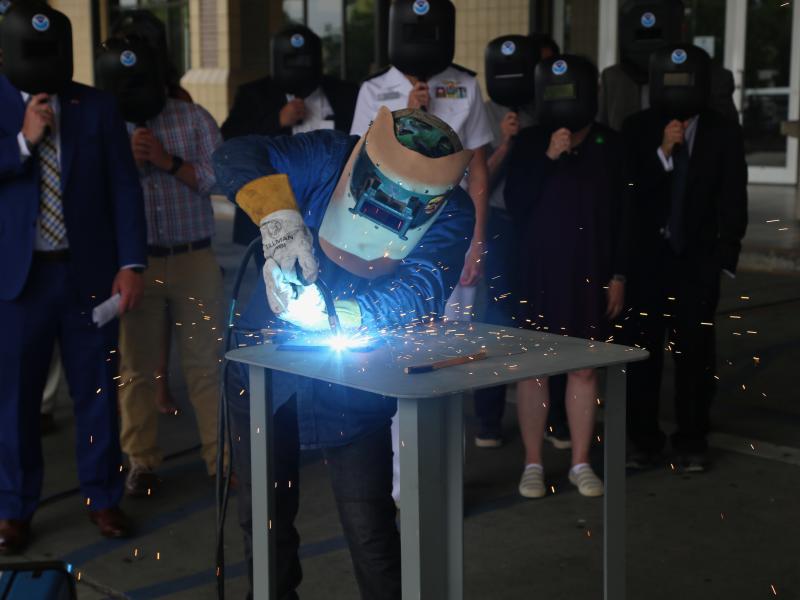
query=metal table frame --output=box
[227,324,647,600]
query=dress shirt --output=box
[288,87,335,134]
[127,98,222,246]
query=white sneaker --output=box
[518,465,546,499]
[568,465,604,497]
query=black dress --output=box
[504,123,629,341]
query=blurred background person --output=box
[622,45,747,472]
[598,0,737,132]
[222,24,358,247]
[505,55,629,499]
[95,36,225,495]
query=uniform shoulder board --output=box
[361,66,392,84]
[450,63,477,77]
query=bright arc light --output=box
[325,333,374,352]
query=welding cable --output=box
[216,236,262,600]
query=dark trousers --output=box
[0,257,124,519]
[625,251,721,454]
[227,364,400,600]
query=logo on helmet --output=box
[290,33,305,48]
[32,13,50,32]
[671,49,688,65]
[501,40,516,56]
[413,0,430,16]
[552,59,568,76]
[641,12,656,28]
[120,50,138,68]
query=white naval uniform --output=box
[288,86,336,134]
[352,64,494,502]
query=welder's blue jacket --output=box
[214,130,474,449]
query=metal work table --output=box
[225,322,649,600]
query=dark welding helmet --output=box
[485,35,537,109]
[271,25,322,98]
[319,107,473,279]
[649,44,710,120]
[0,2,72,94]
[534,55,598,133]
[619,0,684,84]
[388,0,455,81]
[95,37,166,125]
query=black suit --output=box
[221,75,358,245]
[621,108,748,454]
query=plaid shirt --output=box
[127,99,222,245]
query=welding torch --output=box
[314,277,342,337]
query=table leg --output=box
[398,395,464,600]
[249,366,276,600]
[604,365,627,600]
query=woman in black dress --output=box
[504,58,629,499]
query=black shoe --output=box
[676,452,709,473]
[125,466,161,497]
[626,448,662,470]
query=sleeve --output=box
[715,122,749,273]
[102,94,148,269]
[355,189,475,329]
[611,140,633,278]
[503,128,553,224]
[213,135,279,203]
[192,105,224,195]
[220,84,287,140]
[0,132,27,179]
[460,81,494,150]
[349,83,376,137]
[621,114,671,195]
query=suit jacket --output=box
[0,76,147,301]
[599,63,739,132]
[220,75,359,245]
[621,108,748,276]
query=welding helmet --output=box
[0,2,72,94]
[485,35,537,109]
[534,55,598,133]
[95,37,166,124]
[388,0,455,81]
[649,44,710,120]
[319,107,473,279]
[619,0,684,84]
[272,25,322,98]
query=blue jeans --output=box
[226,362,400,600]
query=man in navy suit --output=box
[0,3,147,553]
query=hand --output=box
[660,120,685,158]
[605,278,625,320]
[278,283,329,331]
[407,82,430,110]
[459,239,485,286]
[546,128,571,160]
[21,94,55,146]
[279,98,307,128]
[259,209,319,315]
[112,268,144,315]
[131,128,172,171]
[499,111,520,142]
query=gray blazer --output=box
[598,63,738,131]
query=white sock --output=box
[570,463,591,475]
[524,463,544,472]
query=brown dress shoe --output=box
[0,519,31,554]
[89,507,132,539]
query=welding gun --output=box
[313,277,342,337]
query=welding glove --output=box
[235,174,318,315]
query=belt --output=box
[33,249,71,262]
[148,238,211,257]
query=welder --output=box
[213,106,474,600]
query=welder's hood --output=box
[319,106,473,279]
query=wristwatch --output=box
[167,155,184,175]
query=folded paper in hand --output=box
[92,293,121,328]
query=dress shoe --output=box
[125,465,161,497]
[89,507,132,539]
[0,519,31,555]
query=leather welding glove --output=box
[235,173,318,315]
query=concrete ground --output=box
[2,187,799,600]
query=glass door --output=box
[726,0,800,185]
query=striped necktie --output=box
[38,132,67,248]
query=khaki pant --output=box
[119,248,223,475]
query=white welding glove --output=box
[259,209,319,315]
[278,282,329,332]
